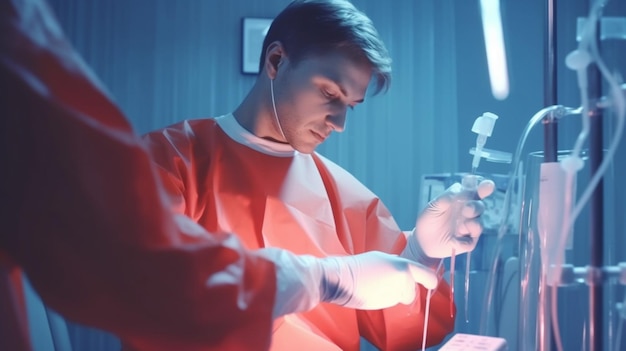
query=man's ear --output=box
[264,41,285,79]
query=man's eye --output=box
[322,89,337,99]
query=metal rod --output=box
[543,3,558,351]
[585,3,604,349]
[588,60,604,351]
[543,115,558,162]
[543,0,558,163]
[544,0,557,108]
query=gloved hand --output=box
[318,250,438,310]
[402,176,495,262]
[256,248,438,318]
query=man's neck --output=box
[233,83,284,143]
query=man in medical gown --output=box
[144,1,495,350]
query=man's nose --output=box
[327,108,347,132]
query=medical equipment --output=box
[549,1,625,350]
[470,112,499,173]
[479,1,626,350]
[450,112,498,322]
[459,112,498,322]
[487,98,623,349]
[478,104,576,340]
[418,172,516,345]
[413,173,496,350]
[421,287,433,351]
[421,260,445,351]
[418,112,501,349]
[461,175,479,323]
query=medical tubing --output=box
[588,4,624,349]
[554,3,619,350]
[421,289,433,351]
[422,260,445,351]
[449,174,480,320]
[551,96,623,351]
[464,252,471,323]
[590,34,625,121]
[270,79,287,141]
[556,2,623,347]
[551,277,564,351]
[569,47,591,162]
[570,66,590,161]
[569,0,604,162]
[461,175,479,324]
[472,134,487,171]
[588,8,625,125]
[479,104,574,334]
[449,249,456,318]
[616,293,626,351]
[551,45,626,351]
[555,0,624,334]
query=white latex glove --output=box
[256,248,438,318]
[403,176,495,261]
[319,250,438,310]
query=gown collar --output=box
[215,113,296,157]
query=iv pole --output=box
[586,2,604,349]
[541,1,559,351]
[543,0,558,164]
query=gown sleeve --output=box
[0,1,276,350]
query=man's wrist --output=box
[318,256,351,305]
[400,229,442,271]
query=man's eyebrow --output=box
[318,76,365,104]
[335,82,365,104]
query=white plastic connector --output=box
[472,112,499,137]
[469,147,512,164]
[471,112,499,171]
[560,155,584,174]
[565,49,592,70]
[566,49,592,99]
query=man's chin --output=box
[293,144,317,155]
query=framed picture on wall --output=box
[242,18,273,74]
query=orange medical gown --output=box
[144,114,455,351]
[0,1,277,350]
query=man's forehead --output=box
[301,53,372,96]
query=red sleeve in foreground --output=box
[0,0,276,350]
